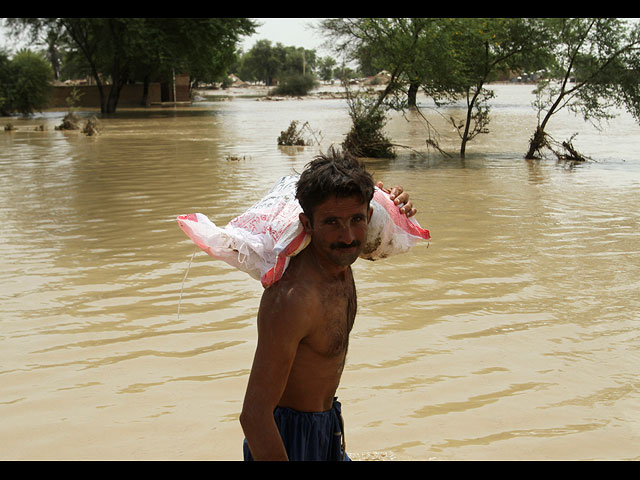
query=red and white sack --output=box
[177,176,308,287]
[177,175,430,287]
[360,187,431,260]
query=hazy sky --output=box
[241,18,329,55]
[0,23,25,52]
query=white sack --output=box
[177,175,430,287]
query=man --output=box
[240,148,415,461]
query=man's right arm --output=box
[239,285,310,460]
[375,182,417,217]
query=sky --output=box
[241,18,329,56]
[0,23,25,52]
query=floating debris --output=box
[225,154,248,161]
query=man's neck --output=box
[296,245,351,282]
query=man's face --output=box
[300,195,373,268]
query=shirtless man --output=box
[240,148,416,461]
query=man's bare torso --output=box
[267,250,357,412]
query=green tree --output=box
[0,50,12,116]
[317,56,337,82]
[272,73,317,96]
[320,18,550,158]
[0,49,53,116]
[341,84,395,158]
[444,18,548,157]
[320,19,444,106]
[238,41,318,87]
[273,45,319,96]
[239,40,282,86]
[162,18,254,86]
[4,18,256,113]
[320,18,451,157]
[282,45,317,76]
[525,18,640,160]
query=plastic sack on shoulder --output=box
[360,187,430,260]
[177,176,308,287]
[177,175,430,288]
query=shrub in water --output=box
[272,74,318,96]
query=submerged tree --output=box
[320,18,445,157]
[525,18,640,160]
[341,83,395,158]
[320,18,548,158]
[444,18,549,158]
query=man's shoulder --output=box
[261,275,317,312]
[257,278,318,337]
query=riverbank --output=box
[193,80,533,103]
[194,82,357,102]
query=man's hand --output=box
[375,182,417,218]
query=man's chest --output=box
[305,280,357,358]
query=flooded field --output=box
[1,84,639,460]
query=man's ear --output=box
[299,212,313,234]
[367,205,373,223]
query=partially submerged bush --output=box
[82,116,100,136]
[55,112,81,130]
[55,112,100,136]
[277,120,322,146]
[342,92,395,158]
[271,73,318,96]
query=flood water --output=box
[1,84,639,460]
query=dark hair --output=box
[296,147,374,222]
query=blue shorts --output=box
[243,397,350,461]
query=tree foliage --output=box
[271,73,317,96]
[4,18,256,113]
[526,18,640,159]
[322,18,550,157]
[317,56,337,82]
[236,40,318,87]
[320,17,640,160]
[342,84,395,158]
[320,18,434,157]
[444,18,549,157]
[0,48,53,116]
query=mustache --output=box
[330,240,361,250]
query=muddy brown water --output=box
[1,84,639,460]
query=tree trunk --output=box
[460,87,479,158]
[525,58,573,159]
[525,126,546,159]
[105,82,123,114]
[525,100,558,159]
[140,75,150,106]
[460,105,471,158]
[407,82,419,109]
[95,82,107,115]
